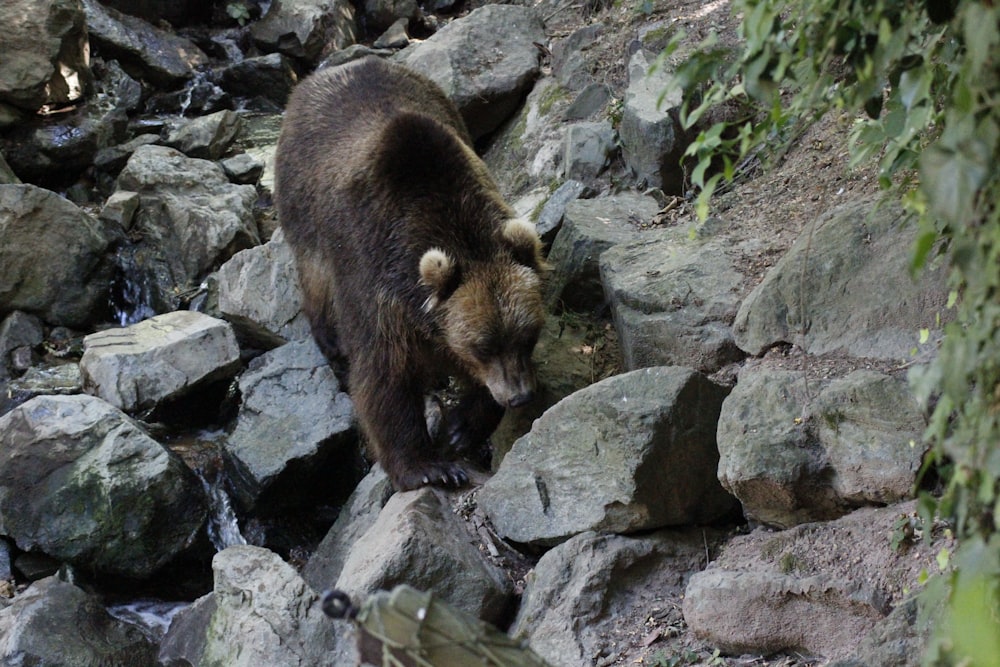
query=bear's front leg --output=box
[443,385,505,469]
[352,372,469,491]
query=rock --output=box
[372,18,411,49]
[335,488,513,625]
[733,197,951,360]
[158,545,357,667]
[2,363,82,416]
[0,0,91,113]
[683,502,942,661]
[535,179,586,242]
[164,110,242,160]
[250,0,358,65]
[716,366,928,528]
[219,53,299,108]
[563,121,616,181]
[0,184,114,328]
[83,0,209,88]
[0,312,43,379]
[216,229,311,349]
[0,576,156,666]
[563,83,612,121]
[364,0,417,35]
[80,311,241,414]
[220,153,264,185]
[317,44,395,70]
[830,597,935,667]
[303,466,394,592]
[99,189,141,229]
[0,152,19,184]
[512,530,713,667]
[619,48,689,192]
[98,0,212,26]
[223,339,358,511]
[0,394,207,577]
[115,144,260,310]
[93,134,161,176]
[600,236,746,373]
[551,24,604,91]
[545,192,659,311]
[479,366,738,546]
[483,77,574,199]
[395,5,545,139]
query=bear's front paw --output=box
[393,462,469,491]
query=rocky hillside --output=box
[0,0,949,665]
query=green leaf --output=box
[920,141,990,224]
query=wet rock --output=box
[0,311,43,380]
[734,197,951,360]
[163,110,242,160]
[2,363,82,416]
[83,0,209,88]
[563,121,616,180]
[0,0,91,113]
[512,530,712,667]
[479,366,738,547]
[600,235,745,373]
[619,48,689,193]
[216,229,311,348]
[0,184,114,328]
[0,394,207,577]
[0,576,157,666]
[250,0,358,65]
[80,311,242,414]
[223,339,358,511]
[91,57,144,115]
[716,366,928,528]
[395,5,545,139]
[219,53,299,108]
[335,488,513,625]
[220,152,264,185]
[115,144,259,309]
[159,545,357,667]
[683,502,941,661]
[303,466,394,592]
[545,192,659,312]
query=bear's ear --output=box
[419,247,459,311]
[501,218,549,272]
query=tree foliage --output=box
[666,0,1000,662]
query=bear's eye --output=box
[472,339,498,362]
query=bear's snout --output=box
[507,389,534,408]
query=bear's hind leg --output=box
[353,374,469,491]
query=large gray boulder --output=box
[716,365,928,528]
[619,48,689,192]
[0,576,156,666]
[683,502,942,661]
[223,339,357,511]
[115,144,259,310]
[250,0,357,64]
[601,235,745,373]
[512,530,714,667]
[733,197,950,359]
[479,366,738,547]
[80,311,242,414]
[545,193,659,311]
[334,488,513,625]
[159,545,356,667]
[216,229,311,349]
[303,466,393,592]
[0,394,207,577]
[395,5,545,139]
[0,0,90,113]
[0,185,114,328]
[163,110,242,161]
[83,0,208,87]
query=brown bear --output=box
[274,56,547,491]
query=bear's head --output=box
[419,218,547,408]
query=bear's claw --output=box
[397,462,469,491]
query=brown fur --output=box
[274,57,547,491]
